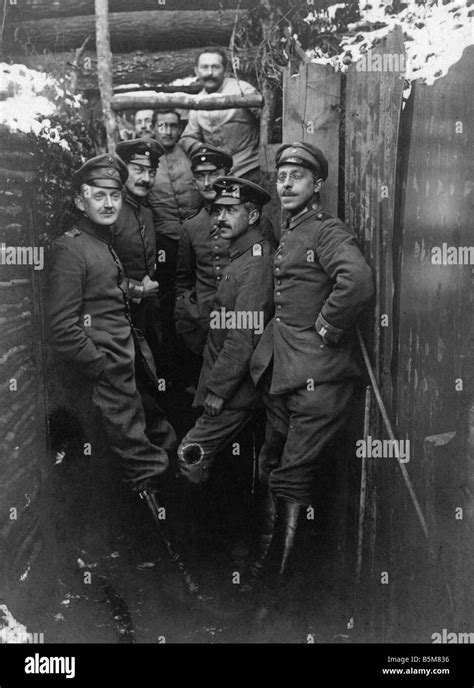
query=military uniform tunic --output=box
[112,193,176,451]
[47,216,169,490]
[250,207,374,503]
[177,227,275,484]
[175,206,276,356]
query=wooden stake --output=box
[94,0,116,152]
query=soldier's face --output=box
[193,165,227,201]
[195,53,226,93]
[276,164,322,215]
[155,113,180,149]
[125,162,156,198]
[134,110,154,137]
[75,184,122,225]
[212,203,257,241]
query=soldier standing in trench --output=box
[247,142,374,616]
[47,153,201,601]
[113,138,176,454]
[176,178,274,561]
[175,144,276,389]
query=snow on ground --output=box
[305,0,473,84]
[0,604,29,643]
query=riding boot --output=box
[255,498,302,623]
[239,484,276,594]
[139,489,203,601]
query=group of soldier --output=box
[47,47,374,619]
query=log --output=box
[6,0,253,20]
[111,91,264,111]
[13,47,258,90]
[6,9,244,53]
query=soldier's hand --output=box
[204,392,224,417]
[142,275,159,297]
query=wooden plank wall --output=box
[282,63,341,216]
[343,27,406,640]
[389,44,474,640]
[0,132,55,621]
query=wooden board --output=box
[283,63,341,216]
[395,45,474,442]
[345,25,405,404]
[344,27,406,639]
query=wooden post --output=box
[95,0,116,152]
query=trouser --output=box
[133,328,177,452]
[57,363,169,492]
[260,378,356,505]
[177,407,254,484]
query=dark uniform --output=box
[251,144,374,506]
[47,154,169,491]
[177,178,274,484]
[113,139,176,451]
[175,205,229,356]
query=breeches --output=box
[260,379,356,505]
[177,407,253,484]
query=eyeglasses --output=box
[276,171,308,183]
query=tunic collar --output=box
[286,202,322,231]
[78,216,113,245]
[124,191,141,210]
[228,226,264,261]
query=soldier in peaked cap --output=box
[48,153,205,601]
[177,176,274,493]
[113,139,176,457]
[48,151,170,494]
[175,146,276,376]
[244,141,374,606]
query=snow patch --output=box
[0,604,29,642]
[305,0,473,84]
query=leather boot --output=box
[239,426,285,594]
[139,489,203,601]
[239,484,276,594]
[254,498,302,623]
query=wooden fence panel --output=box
[389,45,474,639]
[344,27,406,640]
[283,63,341,216]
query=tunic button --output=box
[217,276,221,280]
[277,280,281,285]
[214,246,219,250]
[215,256,219,261]
[275,317,281,323]
[275,267,280,272]
[277,304,282,309]
[216,266,220,270]
[276,291,281,296]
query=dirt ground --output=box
[17,381,362,645]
